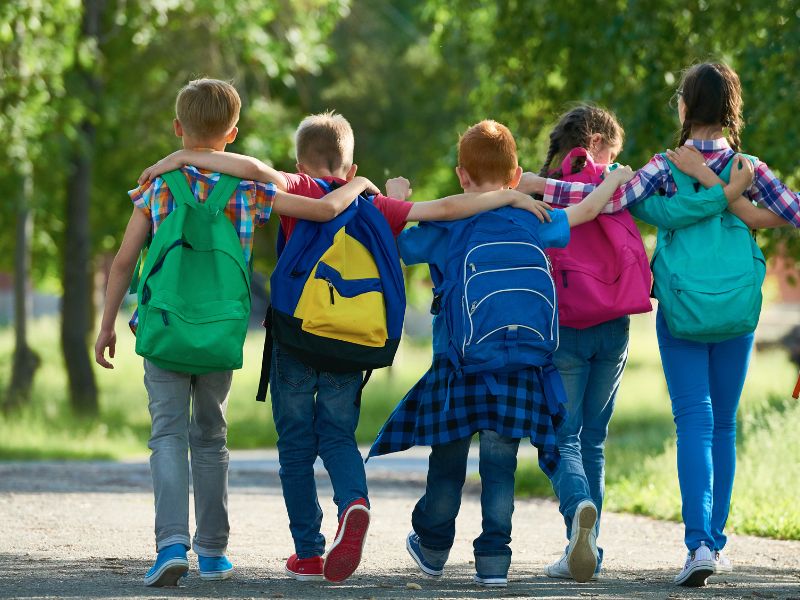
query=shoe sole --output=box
[324,504,370,582]
[144,559,189,587]
[474,576,508,587]
[568,502,598,583]
[405,536,443,577]
[675,562,715,587]
[200,568,234,581]
[284,566,324,581]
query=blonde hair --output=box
[458,120,518,186]
[175,78,241,140]
[295,110,355,172]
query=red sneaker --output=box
[285,554,324,581]
[323,498,370,582]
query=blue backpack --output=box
[256,179,406,401]
[431,207,559,375]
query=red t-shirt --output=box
[280,172,413,240]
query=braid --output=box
[678,120,692,148]
[540,137,561,177]
[727,125,742,152]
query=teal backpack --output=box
[133,169,251,373]
[652,155,766,342]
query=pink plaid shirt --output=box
[543,138,800,226]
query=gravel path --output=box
[1,449,799,599]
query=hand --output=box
[94,329,117,369]
[727,154,755,198]
[510,193,553,222]
[605,165,634,185]
[517,172,546,194]
[385,176,412,200]
[665,146,708,179]
[352,176,380,196]
[138,151,188,185]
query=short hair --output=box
[175,78,241,140]
[458,120,518,185]
[295,111,355,172]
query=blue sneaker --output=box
[198,555,234,581]
[144,543,189,587]
[405,531,443,577]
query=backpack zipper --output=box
[326,278,335,305]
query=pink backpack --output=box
[547,147,652,329]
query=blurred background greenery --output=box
[2,0,799,539]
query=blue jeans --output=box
[656,310,753,552]
[549,316,629,560]
[270,344,368,559]
[412,430,520,577]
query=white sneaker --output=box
[566,500,598,583]
[674,542,715,587]
[545,551,599,580]
[473,574,508,587]
[713,550,733,573]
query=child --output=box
[367,120,634,588]
[521,63,791,587]
[137,111,553,583]
[94,79,381,587]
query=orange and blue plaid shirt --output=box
[127,165,276,331]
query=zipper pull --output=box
[469,263,476,273]
[326,279,335,305]
[162,311,169,326]
[562,271,568,288]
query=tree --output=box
[0,0,81,411]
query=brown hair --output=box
[539,104,624,177]
[295,111,355,172]
[458,120,518,186]
[175,78,240,141]
[677,62,743,151]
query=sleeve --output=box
[629,184,728,230]
[543,154,670,214]
[281,171,317,196]
[397,223,448,267]
[128,179,158,220]
[373,194,414,237]
[252,181,276,226]
[747,160,800,227]
[538,209,570,249]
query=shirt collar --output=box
[684,138,731,151]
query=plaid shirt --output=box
[368,355,566,477]
[128,166,276,331]
[543,138,800,226]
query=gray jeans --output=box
[143,360,232,556]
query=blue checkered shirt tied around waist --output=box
[367,354,566,477]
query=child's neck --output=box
[303,168,349,180]
[689,124,725,141]
[462,183,507,193]
[182,137,227,152]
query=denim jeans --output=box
[270,344,368,558]
[143,360,232,556]
[548,316,629,559]
[656,309,753,552]
[412,430,520,577]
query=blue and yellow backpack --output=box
[256,179,406,401]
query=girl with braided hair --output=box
[521,62,794,587]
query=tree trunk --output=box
[61,0,104,416]
[4,174,41,413]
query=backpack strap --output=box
[205,173,241,214]
[661,154,698,195]
[161,169,197,207]
[560,147,592,176]
[256,305,274,402]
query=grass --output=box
[1,314,799,539]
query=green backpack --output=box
[133,170,250,373]
[652,155,766,343]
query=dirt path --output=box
[1,451,799,600]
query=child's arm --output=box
[138,150,288,191]
[665,147,787,228]
[563,167,635,226]
[95,208,151,369]
[407,189,553,223]
[272,177,380,221]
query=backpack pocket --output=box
[667,270,760,340]
[462,241,556,359]
[295,261,387,347]
[137,291,249,371]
